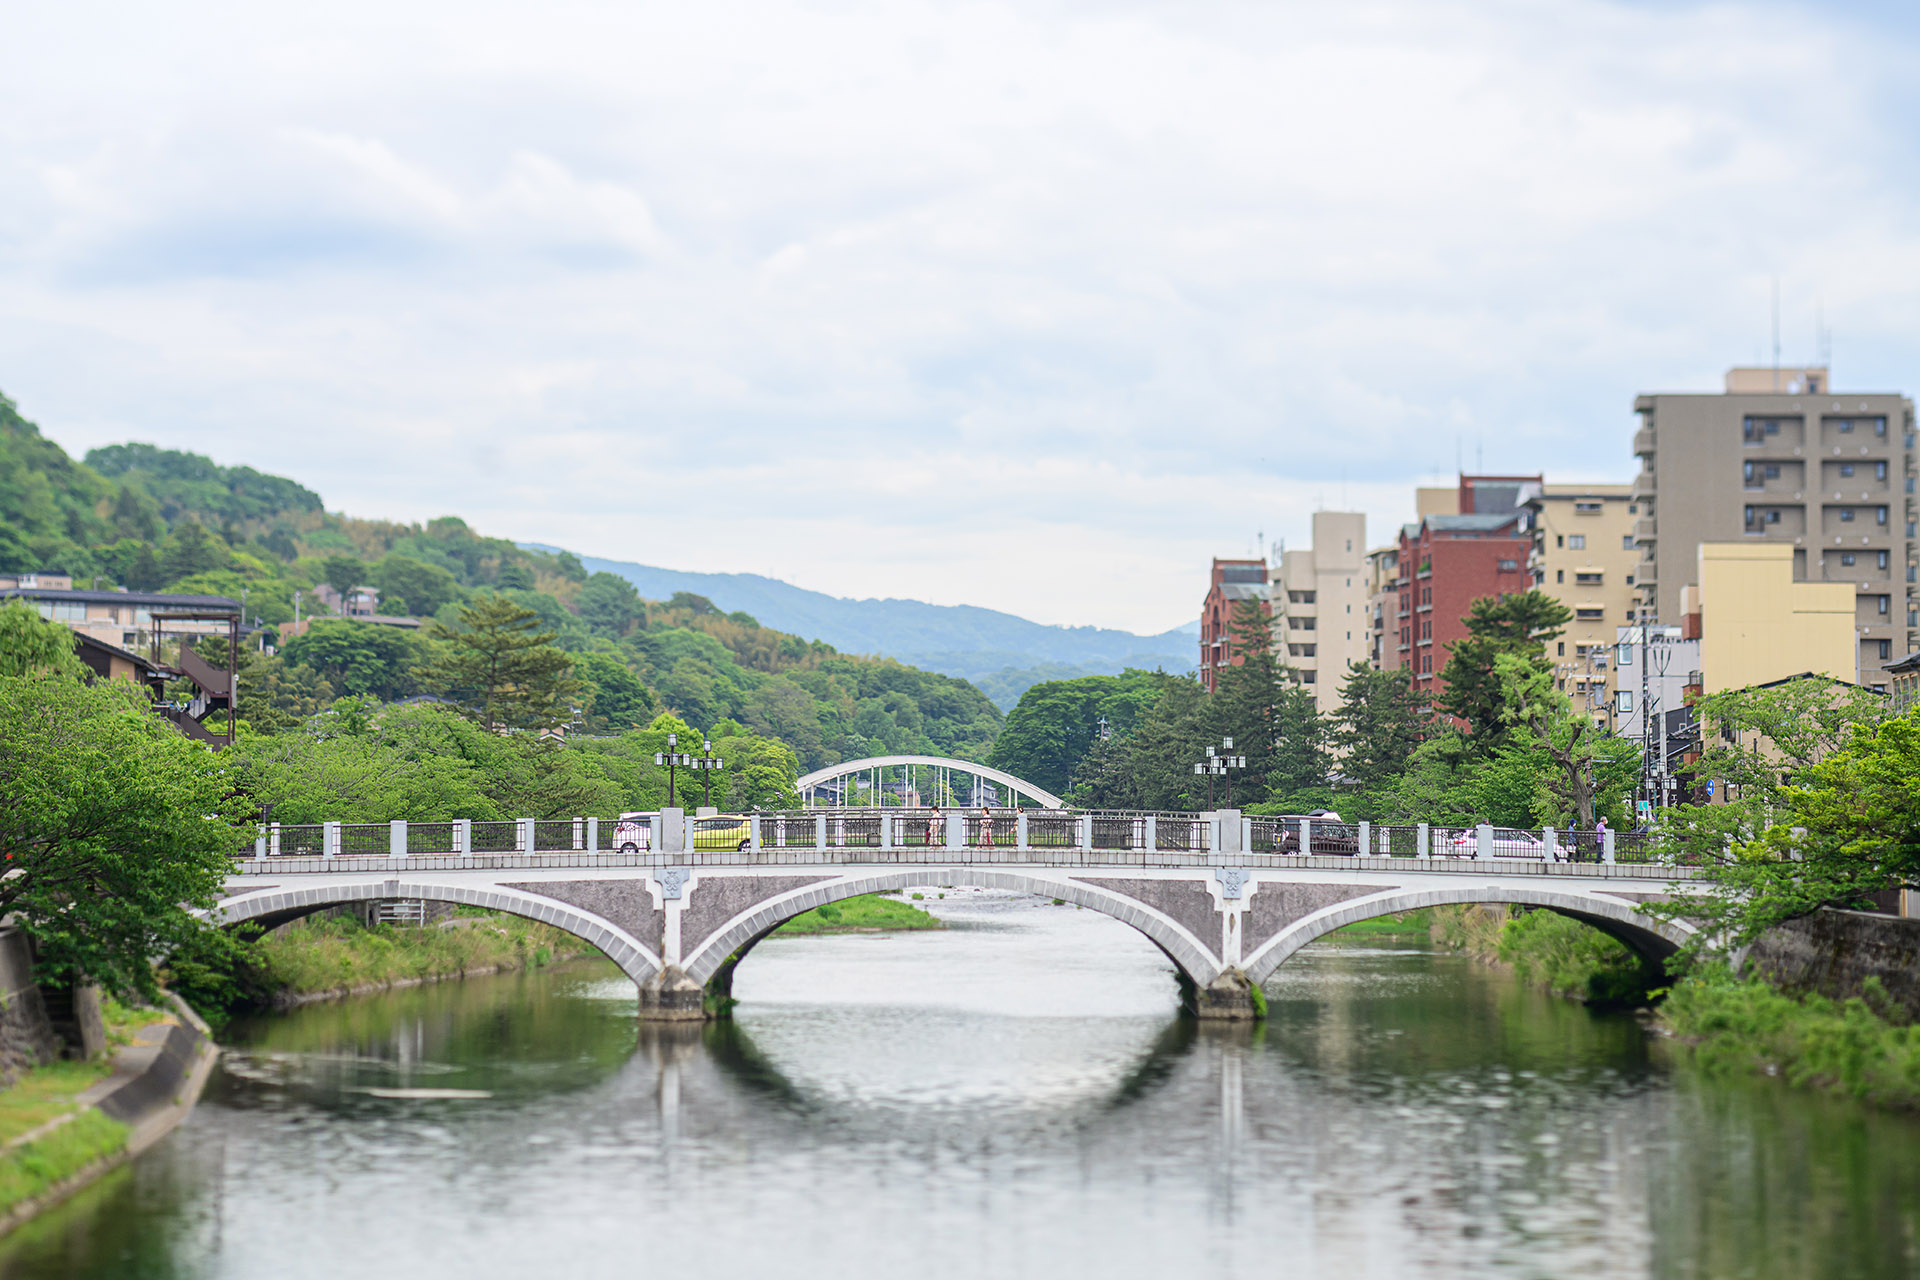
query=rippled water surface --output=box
[5,890,1917,1279]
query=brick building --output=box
[1199,558,1269,693]
[1396,512,1533,697]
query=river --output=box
[4,890,1916,1279]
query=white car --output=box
[1442,827,1545,857]
[613,812,655,854]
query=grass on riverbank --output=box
[0,1109,128,1218]
[1430,904,1654,1004]
[254,913,599,1000]
[775,894,942,935]
[1660,971,1920,1111]
[1325,910,1434,941]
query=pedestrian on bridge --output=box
[925,806,941,848]
[979,806,994,848]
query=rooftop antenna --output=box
[1771,277,1781,391]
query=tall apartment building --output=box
[1198,557,1269,693]
[1632,366,1917,688]
[1365,544,1400,670]
[1521,483,1638,723]
[1394,475,1540,699]
[1270,512,1367,713]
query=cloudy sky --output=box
[4,0,1917,634]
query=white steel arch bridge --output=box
[793,755,1066,810]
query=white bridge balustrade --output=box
[220,806,1694,1024]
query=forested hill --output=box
[0,391,1000,769]
[538,547,1197,708]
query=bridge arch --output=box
[212,881,664,987]
[794,755,1066,810]
[681,869,1220,990]
[1241,884,1695,987]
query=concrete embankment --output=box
[0,995,217,1236]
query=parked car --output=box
[613,812,654,854]
[1272,814,1360,856]
[1441,827,1545,858]
[611,812,753,853]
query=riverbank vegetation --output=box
[1660,971,1920,1111]
[1324,909,1434,942]
[165,912,599,1021]
[1429,904,1654,1005]
[775,894,942,934]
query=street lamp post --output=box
[654,732,684,808]
[1192,737,1247,809]
[689,738,726,808]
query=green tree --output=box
[1266,683,1331,807]
[1330,662,1428,794]
[0,671,246,1000]
[279,620,430,703]
[0,601,86,680]
[1207,599,1286,804]
[576,652,656,732]
[1436,590,1572,743]
[1648,706,1920,959]
[321,554,366,602]
[374,555,461,617]
[159,520,230,584]
[1495,651,1605,825]
[577,572,643,637]
[425,596,581,731]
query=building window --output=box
[1879,596,1891,615]
[1842,553,1856,566]
[1617,644,1634,667]
[1557,642,1565,656]
[1877,506,1889,525]
[1875,461,1888,481]
[1556,569,1564,584]
[1575,572,1603,585]
[1617,690,1634,713]
[1567,535,1586,550]
[1555,535,1564,548]
[1841,463,1855,477]
[1622,535,1635,550]
[1498,559,1519,572]
[1877,551,1889,571]
[1574,502,1602,515]
[1880,640,1893,660]
[1841,509,1856,523]
[1576,607,1604,621]
[1839,420,1854,434]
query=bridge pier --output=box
[1182,968,1265,1022]
[638,967,707,1022]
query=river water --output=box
[4,890,1917,1279]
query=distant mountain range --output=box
[526,546,1197,709]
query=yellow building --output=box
[1695,543,1856,695]
[1522,483,1638,724]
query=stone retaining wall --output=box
[1748,909,1920,1020]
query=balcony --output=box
[1636,558,1658,585]
[1630,472,1656,502]
[1632,424,1656,457]
[1632,516,1655,545]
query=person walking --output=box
[925,805,941,848]
[979,806,995,848]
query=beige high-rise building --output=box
[1692,543,1856,695]
[1271,511,1368,714]
[1521,482,1638,724]
[1632,366,1917,690]
[1364,544,1400,670]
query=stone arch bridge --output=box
[218,809,1701,1019]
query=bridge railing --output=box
[244,810,1658,866]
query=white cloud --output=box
[1,0,1917,632]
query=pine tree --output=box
[1436,590,1572,745]
[1206,598,1285,805]
[425,596,581,731]
[1330,662,1429,794]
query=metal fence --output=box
[248,810,1667,863]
